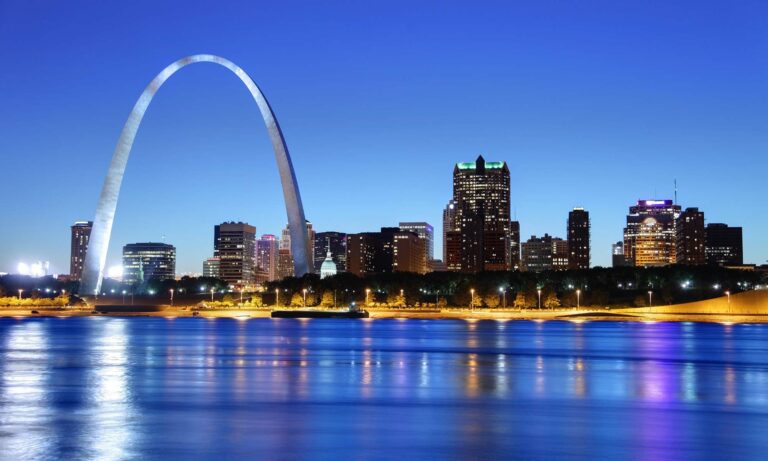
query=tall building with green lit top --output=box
[448,155,511,272]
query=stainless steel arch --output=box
[80,54,312,295]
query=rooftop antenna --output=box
[674,179,678,204]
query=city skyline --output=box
[2,1,766,274]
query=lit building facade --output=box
[214,222,256,285]
[122,242,176,284]
[256,234,279,281]
[509,220,521,271]
[705,223,743,266]
[399,222,434,262]
[70,221,92,281]
[612,241,629,267]
[676,207,706,265]
[203,257,220,278]
[567,208,590,269]
[521,234,567,272]
[442,199,458,265]
[278,221,315,278]
[449,155,511,272]
[347,228,426,276]
[623,200,681,267]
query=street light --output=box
[725,290,731,313]
[303,288,308,307]
[576,289,581,309]
[275,288,279,307]
[648,290,653,307]
[239,287,244,306]
[17,289,23,300]
[122,289,126,304]
[470,288,475,309]
[365,288,371,306]
[537,289,542,310]
[210,287,215,302]
[499,287,506,309]
[169,288,174,306]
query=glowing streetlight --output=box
[210,287,215,302]
[303,288,308,307]
[648,290,653,307]
[576,289,581,309]
[122,289,127,304]
[17,289,23,300]
[470,288,475,309]
[365,288,371,306]
[537,289,542,310]
[169,288,174,306]
[725,290,731,313]
[499,287,506,309]
[239,287,244,306]
[275,288,279,307]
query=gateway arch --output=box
[80,54,312,295]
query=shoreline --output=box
[1,306,767,324]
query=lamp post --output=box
[239,287,244,306]
[470,288,475,309]
[169,288,174,306]
[210,287,215,302]
[365,288,371,306]
[576,289,581,309]
[17,289,23,300]
[275,288,279,307]
[537,289,542,310]
[122,289,126,304]
[499,287,506,309]
[648,290,653,307]
[725,290,731,313]
[303,288,308,307]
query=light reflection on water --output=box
[1,318,768,459]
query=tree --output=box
[483,293,500,308]
[290,292,304,307]
[320,291,335,307]
[544,292,560,309]
[513,292,526,309]
[633,295,647,307]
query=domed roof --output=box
[320,248,337,278]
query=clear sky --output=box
[0,0,766,275]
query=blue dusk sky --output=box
[0,1,766,274]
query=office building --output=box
[399,222,434,262]
[612,241,629,267]
[450,155,511,272]
[623,200,681,266]
[705,223,743,266]
[214,222,256,285]
[676,207,706,265]
[509,220,521,271]
[256,234,279,281]
[122,242,176,284]
[203,257,220,278]
[278,221,315,278]
[521,234,567,272]
[443,199,458,264]
[70,221,92,281]
[347,228,426,276]
[567,208,590,269]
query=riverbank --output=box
[2,305,768,324]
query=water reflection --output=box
[1,318,768,459]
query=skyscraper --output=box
[347,228,426,276]
[122,242,176,284]
[567,208,590,269]
[256,234,279,281]
[314,231,347,273]
[676,207,706,265]
[705,223,743,266]
[70,221,92,281]
[399,222,434,262]
[214,222,256,285]
[623,200,681,267]
[278,221,315,278]
[203,257,220,278]
[612,241,629,267]
[451,155,511,272]
[509,220,521,271]
[443,200,460,270]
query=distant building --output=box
[70,221,92,281]
[203,257,220,278]
[451,155,511,272]
[278,221,315,278]
[399,222,434,262]
[319,247,338,279]
[122,242,176,284]
[443,199,458,265]
[256,234,279,281]
[214,222,256,285]
[623,200,681,266]
[509,220,521,271]
[521,234,567,272]
[676,207,706,265]
[705,223,743,266]
[428,259,447,272]
[314,231,347,273]
[347,227,426,276]
[567,208,590,269]
[612,241,629,267]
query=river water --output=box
[1,317,767,460]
